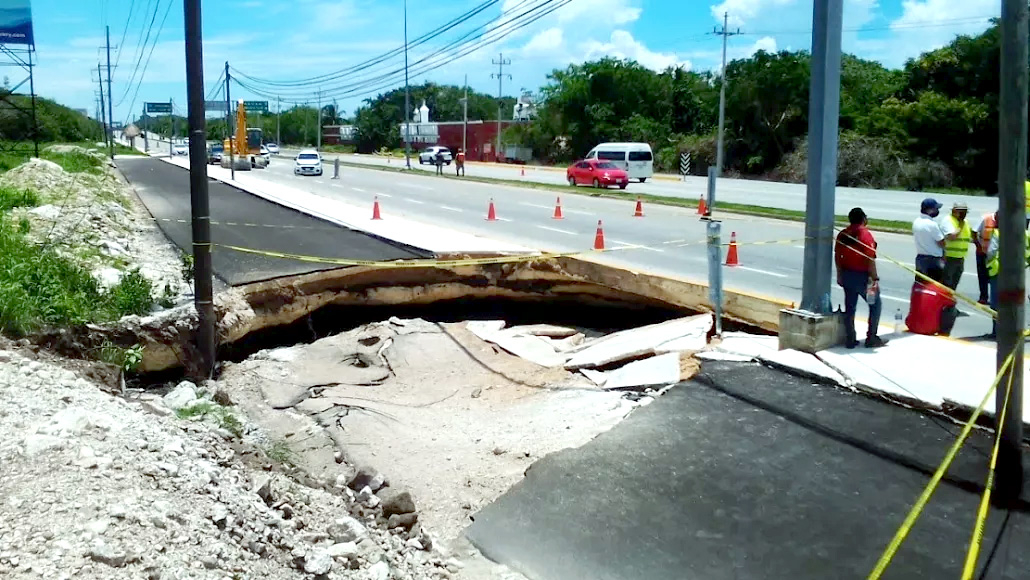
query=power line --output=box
[121,0,173,119]
[116,0,164,105]
[233,0,568,103]
[112,0,138,69]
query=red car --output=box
[567,159,629,189]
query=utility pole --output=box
[491,53,511,162]
[995,0,1027,503]
[97,64,108,150]
[224,61,234,179]
[183,0,215,378]
[462,74,468,155]
[799,0,842,316]
[105,25,115,160]
[169,98,174,157]
[276,96,281,145]
[711,12,740,176]
[316,89,322,150]
[403,0,411,169]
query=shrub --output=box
[0,186,39,211]
[107,269,154,317]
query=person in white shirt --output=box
[912,197,946,283]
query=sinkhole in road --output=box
[219,296,693,365]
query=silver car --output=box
[418,146,452,165]
[294,150,323,176]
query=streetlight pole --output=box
[403,0,411,169]
[713,12,740,176]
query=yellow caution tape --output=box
[867,342,1021,580]
[960,331,1026,579]
[215,243,581,268]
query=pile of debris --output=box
[1,149,187,307]
[0,344,458,580]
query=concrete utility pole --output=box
[168,98,174,157]
[462,74,468,155]
[995,0,1027,502]
[403,0,411,169]
[225,61,234,180]
[183,0,215,378]
[97,64,108,149]
[491,53,511,162]
[276,96,281,145]
[105,25,115,160]
[711,12,740,176]
[799,0,842,316]
[316,89,322,150]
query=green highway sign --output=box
[243,101,269,113]
[145,102,172,114]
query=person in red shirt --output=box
[835,207,888,349]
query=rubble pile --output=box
[1,148,187,306]
[0,346,457,580]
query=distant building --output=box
[322,124,356,145]
[512,92,536,121]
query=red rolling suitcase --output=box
[905,281,957,335]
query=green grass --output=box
[0,187,39,211]
[334,159,914,233]
[320,144,356,154]
[175,400,245,438]
[39,150,105,174]
[264,439,296,466]
[0,219,156,336]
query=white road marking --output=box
[792,245,806,250]
[351,187,366,193]
[404,184,433,191]
[440,205,463,213]
[609,239,665,253]
[376,192,393,198]
[537,225,577,235]
[402,198,425,205]
[520,202,552,210]
[733,266,788,278]
[881,294,908,304]
[493,217,513,222]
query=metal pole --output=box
[28,50,37,158]
[706,220,723,336]
[276,96,281,145]
[706,165,716,217]
[799,0,843,314]
[462,74,468,155]
[97,63,108,153]
[169,98,173,157]
[144,112,148,152]
[225,61,234,180]
[106,25,115,160]
[183,0,216,379]
[316,89,322,150]
[715,12,729,176]
[333,156,340,179]
[995,0,1027,502]
[403,0,411,169]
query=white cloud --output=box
[522,28,565,54]
[750,36,777,53]
[710,0,796,27]
[581,30,689,71]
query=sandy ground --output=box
[216,318,641,549]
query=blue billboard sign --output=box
[0,1,33,46]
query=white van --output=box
[585,142,654,182]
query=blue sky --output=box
[25,0,1000,126]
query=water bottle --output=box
[894,309,903,334]
[866,278,878,304]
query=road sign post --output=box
[243,100,268,113]
[705,166,716,217]
[680,152,691,181]
[333,157,340,179]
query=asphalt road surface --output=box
[233,153,1006,340]
[467,361,1030,580]
[118,157,428,285]
[288,148,1000,223]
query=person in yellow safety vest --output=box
[973,211,997,304]
[940,201,972,290]
[985,223,1030,338]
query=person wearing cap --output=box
[939,201,972,290]
[835,207,887,348]
[913,198,947,283]
[973,211,997,304]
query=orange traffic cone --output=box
[697,194,708,216]
[553,197,564,220]
[633,196,644,217]
[486,198,497,221]
[593,220,605,250]
[372,196,382,220]
[725,232,739,266]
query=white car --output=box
[260,145,271,165]
[266,143,280,155]
[418,146,452,165]
[172,144,188,156]
[294,150,323,176]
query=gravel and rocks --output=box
[0,345,458,580]
[1,147,189,309]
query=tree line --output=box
[0,95,104,144]
[506,21,1017,193]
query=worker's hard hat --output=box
[952,201,968,210]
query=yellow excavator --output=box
[220,99,267,170]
